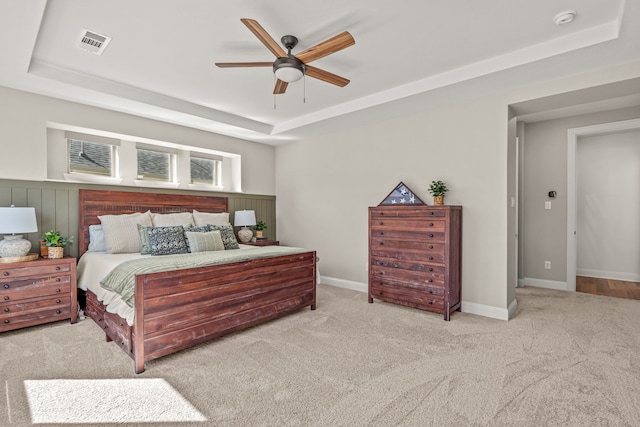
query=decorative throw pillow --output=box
[147,226,189,256]
[193,210,229,226]
[87,224,107,252]
[98,211,153,254]
[183,225,210,252]
[208,223,240,250]
[185,230,225,253]
[137,224,152,255]
[151,212,194,227]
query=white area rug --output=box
[24,378,206,423]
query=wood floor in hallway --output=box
[576,276,640,300]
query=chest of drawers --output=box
[0,256,78,332]
[368,205,462,320]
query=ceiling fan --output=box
[215,18,355,94]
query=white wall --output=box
[276,61,640,320]
[577,129,640,281]
[0,86,275,195]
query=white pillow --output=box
[185,230,225,252]
[87,224,106,252]
[152,212,194,227]
[193,210,229,226]
[98,211,153,254]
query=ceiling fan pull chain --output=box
[303,75,306,104]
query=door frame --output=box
[566,117,640,291]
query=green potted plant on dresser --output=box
[255,220,268,239]
[428,180,448,206]
[40,230,74,259]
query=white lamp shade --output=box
[0,207,38,234]
[234,210,256,227]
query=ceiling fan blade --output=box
[296,31,355,64]
[273,79,288,94]
[241,18,287,58]
[215,62,273,68]
[305,65,350,87]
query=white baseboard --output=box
[508,298,518,320]
[318,276,368,293]
[577,268,640,282]
[320,275,510,321]
[522,277,568,291]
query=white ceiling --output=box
[1,0,639,145]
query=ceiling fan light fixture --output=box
[273,57,305,83]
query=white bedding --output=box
[77,244,259,325]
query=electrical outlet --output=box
[544,261,551,270]
[545,201,551,210]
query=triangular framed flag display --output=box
[379,182,425,206]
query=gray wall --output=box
[521,106,640,283]
[577,129,640,281]
[0,179,276,259]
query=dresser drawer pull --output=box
[3,296,9,301]
[429,212,434,216]
[428,256,433,260]
[429,223,434,226]
[379,221,383,225]
[428,289,433,294]
[56,288,61,293]
[3,319,9,324]
[56,278,61,282]
[379,271,384,275]
[3,272,8,277]
[4,308,9,312]
[428,301,433,305]
[379,232,384,236]
[427,279,433,283]
[56,310,62,314]
[56,299,61,303]
[56,266,61,271]
[429,245,434,249]
[379,242,384,245]
[3,284,8,289]
[429,234,434,238]
[428,268,433,272]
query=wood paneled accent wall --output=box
[0,180,276,258]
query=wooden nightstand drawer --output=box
[1,305,72,331]
[1,278,71,301]
[1,295,71,315]
[1,261,71,279]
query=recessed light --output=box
[553,10,577,26]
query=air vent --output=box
[78,29,111,55]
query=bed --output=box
[77,189,316,373]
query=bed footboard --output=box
[87,250,316,373]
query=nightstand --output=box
[244,240,280,246]
[0,256,77,332]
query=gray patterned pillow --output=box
[147,226,189,256]
[208,223,240,250]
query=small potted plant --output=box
[255,220,267,239]
[428,180,448,206]
[40,230,74,259]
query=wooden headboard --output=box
[78,189,228,257]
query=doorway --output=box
[567,118,640,296]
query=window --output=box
[137,149,174,182]
[190,156,221,186]
[68,139,114,177]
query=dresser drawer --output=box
[103,311,132,354]
[371,219,445,232]
[0,304,71,331]
[371,242,445,264]
[1,277,71,302]
[371,208,446,219]
[370,264,445,287]
[370,227,445,242]
[1,294,70,315]
[370,282,445,311]
[0,261,72,279]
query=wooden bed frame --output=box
[78,189,316,373]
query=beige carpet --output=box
[1,284,639,426]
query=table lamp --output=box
[0,206,38,259]
[234,210,256,243]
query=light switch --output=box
[545,201,551,210]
